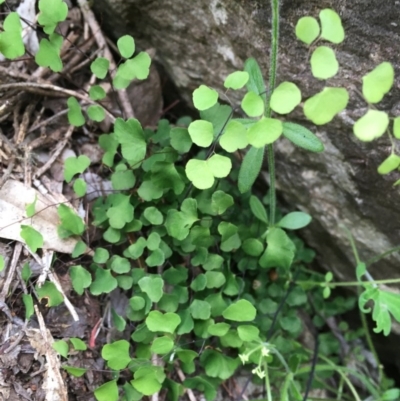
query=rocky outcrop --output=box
[92,0,400,332]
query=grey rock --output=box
[93,0,400,361]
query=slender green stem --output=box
[266,0,280,225]
[264,361,272,401]
[296,277,400,287]
[366,245,400,266]
[358,294,384,384]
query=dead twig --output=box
[0,242,22,301]
[0,82,116,122]
[33,124,74,178]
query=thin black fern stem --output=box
[266,0,280,225]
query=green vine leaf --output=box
[36,33,63,72]
[94,380,118,401]
[146,311,181,333]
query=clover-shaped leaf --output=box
[91,57,109,79]
[106,194,134,229]
[36,33,63,72]
[186,155,232,190]
[199,349,240,380]
[102,340,131,370]
[70,265,92,295]
[131,366,165,396]
[0,12,24,59]
[64,155,90,183]
[38,0,68,34]
[259,227,295,270]
[146,311,181,333]
[138,276,164,302]
[67,97,85,127]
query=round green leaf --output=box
[304,87,349,125]
[67,97,85,127]
[277,212,312,230]
[224,71,249,89]
[143,207,163,225]
[117,35,135,58]
[208,322,230,337]
[295,16,320,45]
[70,265,92,295]
[222,299,256,322]
[270,82,302,114]
[89,85,106,101]
[188,120,214,147]
[190,300,211,320]
[91,57,109,79]
[219,120,248,152]
[138,276,164,302]
[242,238,264,257]
[94,380,118,401]
[87,105,105,122]
[247,117,282,147]
[241,91,264,117]
[193,85,218,111]
[310,46,339,80]
[237,325,260,342]
[150,336,174,355]
[207,154,232,178]
[353,110,389,142]
[170,127,192,153]
[362,62,394,104]
[319,9,345,44]
[186,159,214,189]
[377,154,400,175]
